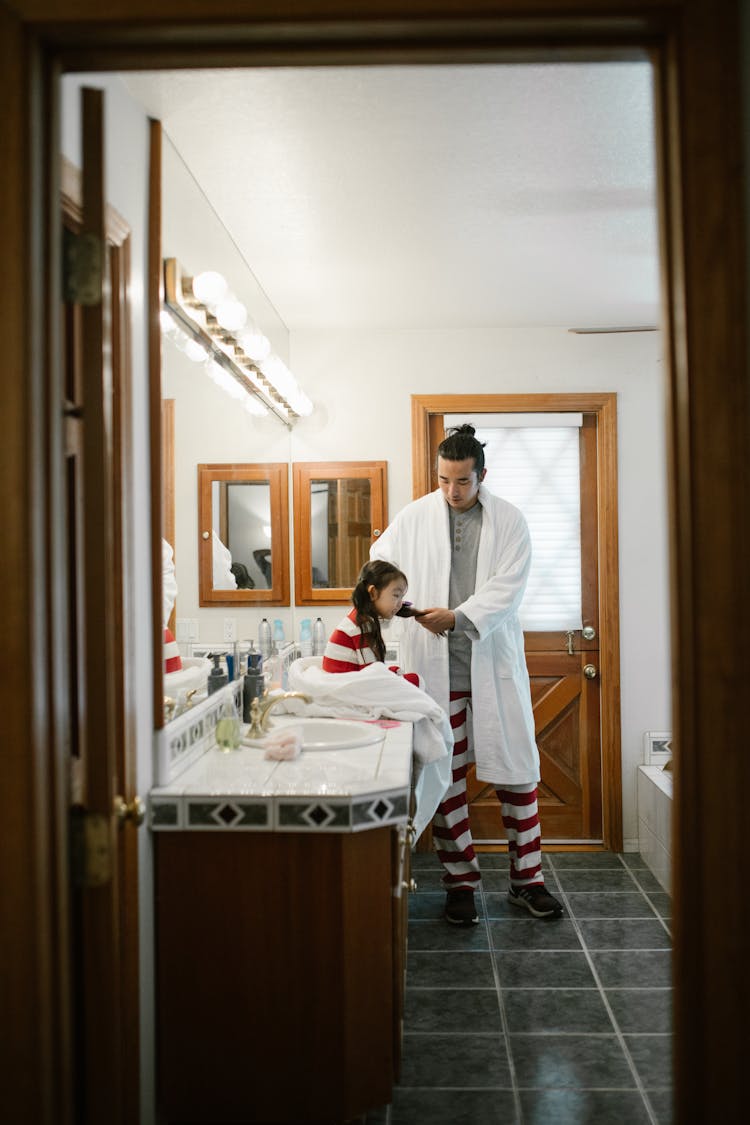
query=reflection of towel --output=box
[287,657,452,841]
[162,538,178,625]
[212,531,238,590]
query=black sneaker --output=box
[508,884,563,919]
[445,888,479,926]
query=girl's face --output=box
[369,577,407,620]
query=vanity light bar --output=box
[162,258,300,428]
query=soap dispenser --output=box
[207,652,228,696]
[242,648,265,723]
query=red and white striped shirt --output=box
[322,609,378,673]
[322,608,421,687]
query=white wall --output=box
[61,74,157,1124]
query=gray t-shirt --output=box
[447,500,482,690]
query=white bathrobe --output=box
[371,485,539,786]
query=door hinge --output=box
[63,228,103,305]
[70,806,113,888]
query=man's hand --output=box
[416,607,455,636]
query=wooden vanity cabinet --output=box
[155,823,409,1125]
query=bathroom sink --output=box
[295,718,384,750]
[243,717,384,751]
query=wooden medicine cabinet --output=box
[292,461,388,605]
[198,463,290,605]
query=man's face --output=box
[437,456,486,512]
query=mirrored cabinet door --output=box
[293,461,387,605]
[198,463,290,605]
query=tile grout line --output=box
[619,862,673,939]
[545,853,662,1125]
[476,876,525,1125]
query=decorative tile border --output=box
[185,798,271,831]
[150,787,410,834]
[352,791,409,830]
[154,680,243,786]
[150,798,183,830]
[273,788,409,834]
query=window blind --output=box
[467,423,583,631]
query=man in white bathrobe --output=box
[371,424,563,924]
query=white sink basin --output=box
[295,718,384,750]
[243,718,384,751]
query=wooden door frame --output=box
[61,111,140,1123]
[411,392,621,850]
[3,3,748,1123]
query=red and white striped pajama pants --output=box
[431,691,545,890]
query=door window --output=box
[445,412,583,630]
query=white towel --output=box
[287,657,453,841]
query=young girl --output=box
[322,559,421,685]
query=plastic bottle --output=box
[258,617,273,660]
[298,618,312,657]
[312,617,327,657]
[207,652,228,696]
[273,619,285,650]
[242,649,265,723]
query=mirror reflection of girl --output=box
[322,560,421,686]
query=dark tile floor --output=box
[368,851,672,1125]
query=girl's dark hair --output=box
[437,423,486,475]
[351,559,407,663]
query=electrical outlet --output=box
[223,617,237,642]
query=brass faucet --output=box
[247,691,312,739]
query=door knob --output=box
[583,664,598,680]
[114,794,145,827]
[582,625,596,640]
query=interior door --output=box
[63,87,140,1125]
[416,395,619,846]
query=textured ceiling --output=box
[123,62,659,331]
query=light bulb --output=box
[260,355,295,398]
[239,329,271,363]
[216,298,247,332]
[288,389,314,417]
[192,271,228,305]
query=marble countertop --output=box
[150,715,414,834]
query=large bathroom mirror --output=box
[293,461,387,605]
[198,463,290,605]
